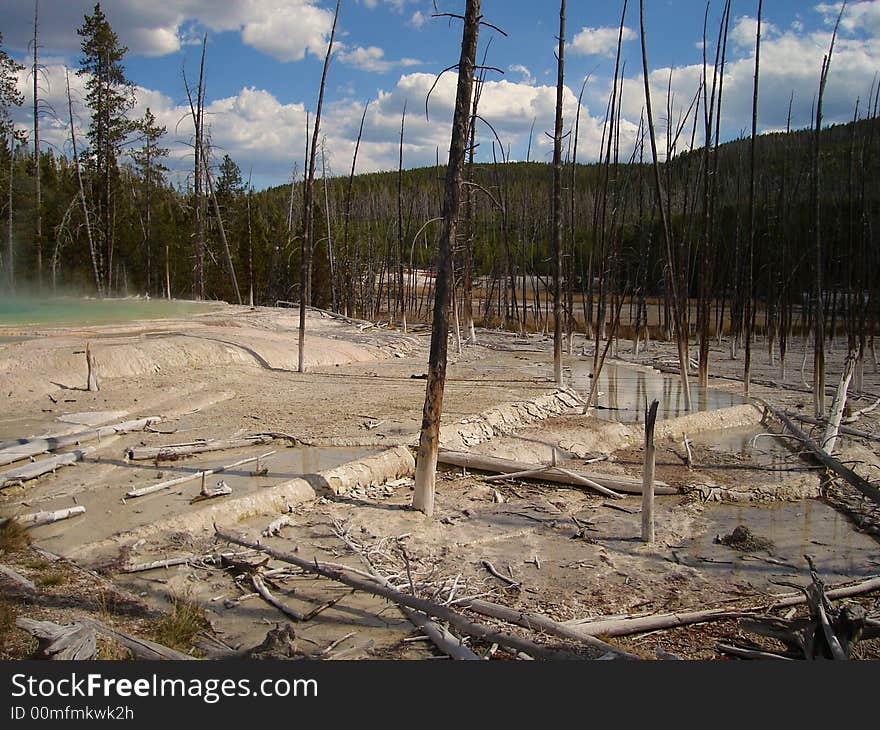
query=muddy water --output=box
[11,446,378,556]
[689,424,799,479]
[680,500,879,589]
[569,361,746,422]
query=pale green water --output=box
[0,297,219,328]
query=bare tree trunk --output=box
[413,0,481,516]
[639,0,692,409]
[822,353,856,454]
[6,132,13,292]
[743,0,762,397]
[33,0,42,291]
[299,0,340,373]
[193,35,207,300]
[551,0,566,386]
[813,6,844,416]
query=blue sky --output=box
[2,0,879,189]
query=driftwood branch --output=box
[127,435,274,461]
[438,450,674,495]
[0,417,162,468]
[0,448,94,489]
[126,451,276,498]
[763,402,880,505]
[215,526,596,660]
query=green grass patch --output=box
[152,595,209,652]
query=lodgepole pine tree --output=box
[77,2,135,295]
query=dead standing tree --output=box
[812,3,846,417]
[299,0,341,373]
[551,0,566,386]
[639,0,692,410]
[413,0,482,516]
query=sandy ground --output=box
[1,304,878,660]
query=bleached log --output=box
[0,417,161,468]
[0,448,94,489]
[16,618,97,660]
[216,527,593,660]
[565,575,880,639]
[126,451,276,498]
[251,573,305,621]
[438,450,675,495]
[16,506,86,528]
[0,564,37,591]
[716,643,794,660]
[822,354,856,454]
[127,435,274,461]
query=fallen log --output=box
[125,450,276,498]
[0,417,161,468]
[15,506,86,528]
[0,448,94,489]
[127,435,275,461]
[822,354,856,454]
[458,598,638,660]
[216,527,597,660]
[564,575,880,638]
[763,402,880,506]
[76,615,194,660]
[785,412,880,443]
[16,618,97,660]
[438,450,675,495]
[0,564,37,591]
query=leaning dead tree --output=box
[742,0,762,397]
[299,0,341,373]
[413,0,481,517]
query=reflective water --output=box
[569,361,746,423]
[682,500,879,589]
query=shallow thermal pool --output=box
[0,296,220,329]
[570,360,746,423]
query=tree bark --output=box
[551,0,566,386]
[413,0,481,516]
[299,0,341,372]
[641,399,659,543]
